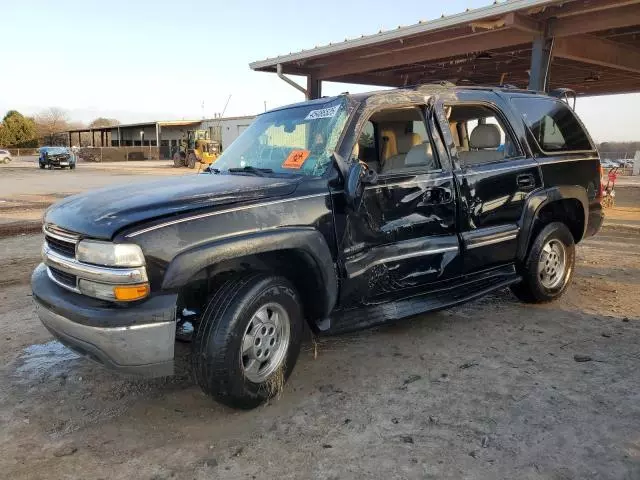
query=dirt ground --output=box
[0,162,639,479]
[0,157,191,237]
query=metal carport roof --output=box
[250,0,640,97]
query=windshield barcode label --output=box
[305,105,340,120]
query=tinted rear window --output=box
[511,97,593,152]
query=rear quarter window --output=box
[511,97,593,153]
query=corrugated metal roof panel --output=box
[250,0,563,70]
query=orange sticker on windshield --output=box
[282,149,310,169]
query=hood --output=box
[45,174,299,239]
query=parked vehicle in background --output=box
[0,149,12,164]
[39,146,76,170]
[600,159,617,168]
[173,130,221,169]
[31,84,603,410]
[618,159,634,168]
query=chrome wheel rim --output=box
[538,239,566,289]
[240,302,290,383]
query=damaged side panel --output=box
[333,88,464,314]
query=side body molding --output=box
[161,227,338,317]
[517,185,589,261]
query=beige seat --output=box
[382,132,421,173]
[405,141,437,170]
[458,124,504,166]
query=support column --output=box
[68,132,72,147]
[100,131,104,147]
[528,19,555,92]
[306,75,322,100]
[91,130,95,147]
[117,127,121,147]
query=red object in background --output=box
[601,166,620,208]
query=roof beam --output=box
[554,3,640,36]
[330,74,403,88]
[507,4,640,38]
[314,28,534,80]
[543,0,640,19]
[554,34,640,74]
[504,12,542,34]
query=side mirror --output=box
[345,162,377,210]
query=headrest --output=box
[381,130,398,159]
[397,133,422,153]
[470,124,501,149]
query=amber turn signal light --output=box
[113,283,150,301]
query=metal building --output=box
[200,115,255,152]
[67,115,255,159]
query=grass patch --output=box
[265,364,286,399]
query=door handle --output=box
[422,186,452,204]
[516,174,535,189]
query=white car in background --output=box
[617,159,634,168]
[0,149,12,164]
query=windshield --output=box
[42,147,68,155]
[214,97,348,176]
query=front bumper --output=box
[31,263,177,377]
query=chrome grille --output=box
[45,235,76,257]
[44,224,79,258]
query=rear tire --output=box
[192,273,303,410]
[173,152,184,168]
[39,163,45,169]
[2,157,10,164]
[511,222,575,303]
[187,153,197,169]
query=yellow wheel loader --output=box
[173,130,220,169]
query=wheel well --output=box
[533,199,585,244]
[176,249,327,329]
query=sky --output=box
[1,0,639,142]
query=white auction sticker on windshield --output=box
[305,105,340,120]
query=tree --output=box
[35,107,70,145]
[89,117,120,128]
[0,110,38,148]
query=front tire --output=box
[192,273,303,409]
[511,222,575,303]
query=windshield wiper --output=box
[227,166,274,177]
[204,166,220,174]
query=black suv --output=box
[32,85,603,409]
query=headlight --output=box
[78,279,150,302]
[76,240,145,267]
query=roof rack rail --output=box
[549,88,577,110]
[402,81,544,94]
